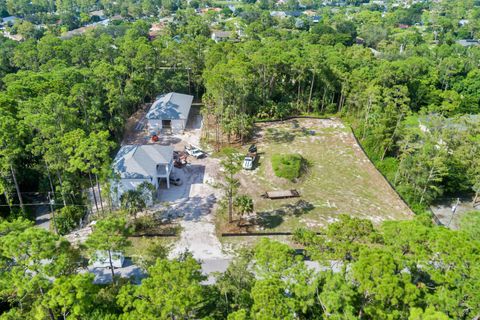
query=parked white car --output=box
[242,144,257,170]
[185,145,205,159]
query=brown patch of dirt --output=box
[122,103,151,145]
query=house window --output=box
[162,120,171,129]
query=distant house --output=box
[2,16,18,25]
[89,10,106,20]
[270,11,287,19]
[355,37,365,45]
[199,7,222,14]
[211,30,232,42]
[270,10,301,18]
[456,39,479,47]
[111,144,174,206]
[285,11,302,17]
[146,92,193,134]
[312,15,321,23]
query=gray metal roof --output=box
[146,92,193,120]
[456,39,479,47]
[113,145,173,179]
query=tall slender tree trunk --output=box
[321,87,327,113]
[108,249,116,285]
[419,165,436,205]
[56,171,67,206]
[47,192,58,235]
[95,174,104,214]
[39,287,55,320]
[297,76,302,111]
[228,171,234,223]
[45,161,55,196]
[10,165,24,213]
[381,112,405,161]
[187,68,192,95]
[228,189,233,223]
[3,191,12,214]
[89,172,99,213]
[362,96,373,140]
[308,72,315,112]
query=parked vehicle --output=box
[173,151,188,168]
[185,145,205,158]
[169,176,183,186]
[243,144,257,170]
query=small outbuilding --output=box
[111,144,174,206]
[146,92,193,134]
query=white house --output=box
[2,16,18,25]
[146,92,193,134]
[111,144,174,206]
[90,250,124,268]
[211,30,232,42]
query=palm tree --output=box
[234,195,254,225]
[120,189,146,221]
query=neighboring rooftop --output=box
[145,92,193,120]
[2,16,17,24]
[113,145,173,179]
[211,30,232,38]
[456,39,479,47]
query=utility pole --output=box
[447,197,460,228]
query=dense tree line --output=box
[1,214,478,319]
[0,1,479,319]
[0,0,479,222]
[201,15,480,211]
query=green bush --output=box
[292,227,318,246]
[53,206,84,235]
[271,153,304,181]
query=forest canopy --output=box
[0,0,479,318]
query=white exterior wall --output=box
[171,119,187,132]
[147,118,186,133]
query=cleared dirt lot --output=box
[227,118,413,233]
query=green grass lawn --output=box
[230,118,413,234]
[125,236,176,259]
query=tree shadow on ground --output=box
[256,200,315,229]
[265,128,296,143]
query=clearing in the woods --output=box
[220,118,413,234]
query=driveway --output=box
[151,107,230,260]
[157,157,230,260]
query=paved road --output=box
[86,257,338,285]
[34,204,51,231]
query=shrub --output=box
[53,206,84,235]
[271,153,304,181]
[292,227,318,246]
[133,215,157,232]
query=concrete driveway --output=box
[157,156,229,260]
[151,106,230,260]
